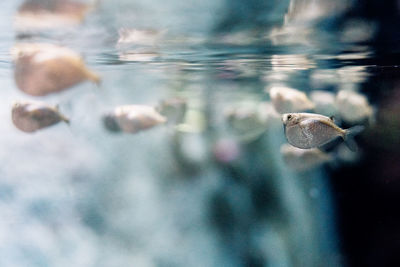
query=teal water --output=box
[0,1,388,266]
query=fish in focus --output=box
[12,101,70,133]
[103,105,167,134]
[268,86,315,114]
[11,43,100,96]
[282,113,364,150]
[280,144,333,172]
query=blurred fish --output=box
[117,29,165,47]
[280,144,332,172]
[310,90,337,117]
[156,98,187,124]
[225,103,268,142]
[15,0,97,31]
[11,43,100,96]
[268,86,315,114]
[336,90,374,123]
[103,105,166,134]
[12,101,69,133]
[282,113,364,150]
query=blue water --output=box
[1,1,393,266]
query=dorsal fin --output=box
[329,116,335,122]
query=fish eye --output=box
[287,114,292,120]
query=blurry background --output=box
[1,0,400,266]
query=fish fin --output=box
[329,115,335,122]
[343,125,365,151]
[84,69,101,86]
[59,114,70,125]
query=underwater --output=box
[1,0,400,266]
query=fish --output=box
[156,98,187,124]
[117,28,165,46]
[282,112,364,150]
[309,90,337,117]
[103,105,167,134]
[335,90,373,123]
[15,0,97,31]
[268,86,315,114]
[11,43,100,96]
[225,103,268,142]
[12,101,70,133]
[280,144,333,171]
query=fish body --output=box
[336,90,373,123]
[15,0,96,30]
[225,103,268,142]
[12,43,100,96]
[310,90,337,117]
[282,113,362,149]
[269,86,314,114]
[103,105,166,134]
[12,101,69,132]
[156,98,187,124]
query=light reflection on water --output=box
[1,0,395,267]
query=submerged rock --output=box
[12,101,70,133]
[103,105,167,134]
[11,43,100,96]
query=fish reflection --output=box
[103,105,166,134]
[280,144,332,172]
[12,101,69,133]
[12,43,100,96]
[15,0,96,31]
[282,113,364,150]
[268,86,315,114]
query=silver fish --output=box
[282,112,364,149]
[268,86,315,114]
[103,105,167,134]
[12,101,70,133]
[156,98,187,124]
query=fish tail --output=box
[60,114,71,125]
[85,69,101,86]
[343,125,365,151]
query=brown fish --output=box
[282,113,364,150]
[15,0,96,30]
[11,43,100,96]
[12,101,70,133]
[103,105,167,134]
